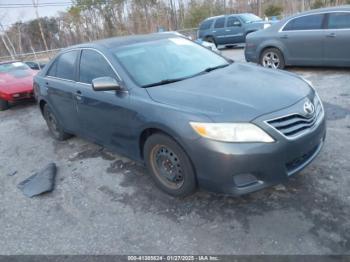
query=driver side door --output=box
[75,49,134,153]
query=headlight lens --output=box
[190,122,274,143]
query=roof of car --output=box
[203,13,253,21]
[67,32,180,50]
[286,5,350,19]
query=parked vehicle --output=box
[24,61,47,70]
[198,13,272,47]
[245,6,350,69]
[0,61,37,111]
[34,33,326,197]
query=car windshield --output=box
[113,37,230,87]
[240,14,263,23]
[0,62,30,73]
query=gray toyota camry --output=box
[34,33,326,197]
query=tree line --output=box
[0,0,349,58]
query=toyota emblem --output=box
[303,99,315,116]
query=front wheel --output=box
[0,99,9,111]
[144,133,197,197]
[260,48,285,69]
[205,36,217,47]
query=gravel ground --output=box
[0,48,349,255]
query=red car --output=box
[0,61,37,111]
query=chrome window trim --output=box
[46,75,75,83]
[45,47,123,83]
[278,10,350,33]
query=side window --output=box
[328,12,350,29]
[214,17,226,29]
[56,50,79,80]
[227,16,241,27]
[46,61,57,77]
[283,14,325,31]
[79,49,116,84]
[199,20,213,30]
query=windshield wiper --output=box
[142,63,231,88]
[142,77,188,88]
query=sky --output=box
[0,0,72,28]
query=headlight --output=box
[190,122,274,143]
[263,23,271,29]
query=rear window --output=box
[283,14,325,31]
[214,17,225,28]
[328,12,350,29]
[55,50,79,80]
[200,20,213,30]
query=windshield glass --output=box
[0,62,30,73]
[240,14,263,23]
[113,37,229,87]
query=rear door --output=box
[45,50,80,133]
[225,16,245,44]
[212,17,227,45]
[324,12,350,66]
[279,13,326,66]
[75,49,132,151]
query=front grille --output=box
[266,96,323,138]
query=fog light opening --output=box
[233,173,259,188]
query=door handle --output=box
[75,90,82,101]
[280,35,289,39]
[225,29,231,32]
[326,33,336,38]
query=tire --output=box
[144,133,197,197]
[205,36,217,47]
[43,104,71,141]
[260,48,285,69]
[0,99,9,111]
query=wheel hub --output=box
[155,146,183,185]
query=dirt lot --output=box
[0,48,349,255]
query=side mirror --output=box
[92,77,122,91]
[233,21,241,27]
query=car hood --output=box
[0,69,36,94]
[146,63,313,122]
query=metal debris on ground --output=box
[17,163,57,197]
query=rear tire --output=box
[43,104,71,141]
[260,48,285,69]
[0,99,9,111]
[144,133,197,197]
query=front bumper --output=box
[0,90,34,102]
[186,114,326,196]
[244,46,259,63]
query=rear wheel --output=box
[260,48,285,69]
[144,133,197,197]
[0,99,9,111]
[43,104,71,141]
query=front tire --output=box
[144,133,197,197]
[43,104,71,141]
[0,99,9,111]
[260,48,285,69]
[205,36,217,47]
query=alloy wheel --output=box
[262,51,280,69]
